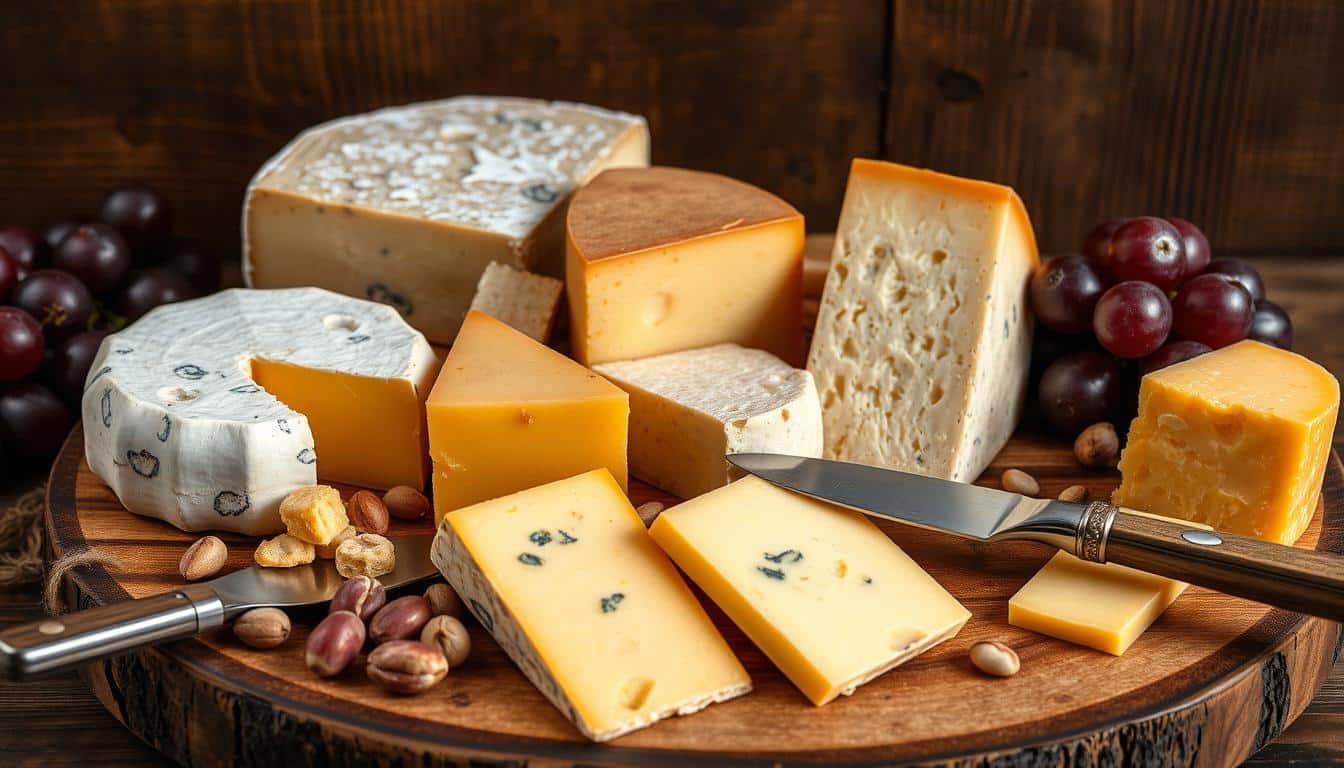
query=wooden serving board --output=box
[45,426,1344,767]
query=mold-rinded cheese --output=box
[566,166,805,366]
[244,97,649,344]
[1009,551,1187,656]
[649,476,970,706]
[81,288,438,535]
[594,344,822,498]
[427,310,628,523]
[431,469,751,741]
[1115,340,1339,544]
[807,159,1038,482]
[468,261,563,342]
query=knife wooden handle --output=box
[1102,509,1344,621]
[0,584,224,681]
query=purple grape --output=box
[1038,351,1123,435]
[0,246,18,301]
[1166,218,1211,280]
[1172,274,1253,349]
[50,329,109,403]
[1142,340,1213,375]
[1093,281,1172,358]
[162,239,220,294]
[1203,258,1264,302]
[0,307,45,381]
[52,222,131,294]
[1108,217,1185,291]
[1247,300,1293,349]
[118,268,194,321]
[12,270,94,341]
[1030,255,1105,335]
[42,220,82,252]
[0,381,73,460]
[0,225,46,271]
[100,184,173,257]
[1081,219,1124,269]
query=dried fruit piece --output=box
[315,525,356,559]
[254,533,316,568]
[335,532,396,578]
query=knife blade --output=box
[728,453,1344,621]
[0,533,437,680]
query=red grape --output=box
[1166,218,1211,279]
[49,329,109,403]
[0,225,46,270]
[0,246,18,301]
[1038,351,1122,435]
[101,184,172,258]
[1030,255,1105,334]
[1248,300,1293,349]
[0,307,45,381]
[118,268,194,321]
[163,239,220,294]
[42,220,81,252]
[12,270,94,341]
[1093,281,1172,358]
[1172,274,1253,348]
[0,381,73,460]
[52,222,131,294]
[1203,258,1264,302]
[1142,340,1212,375]
[1081,219,1124,268]
[1107,217,1185,290]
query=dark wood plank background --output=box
[1,1,1340,259]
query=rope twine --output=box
[0,484,123,614]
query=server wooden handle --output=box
[1103,510,1344,621]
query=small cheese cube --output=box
[431,469,751,741]
[566,166,805,366]
[278,485,349,545]
[808,159,1038,482]
[1115,340,1339,544]
[1009,551,1187,656]
[427,310,628,523]
[468,261,563,342]
[594,344,823,498]
[650,476,970,706]
[254,533,316,568]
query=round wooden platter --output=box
[44,426,1344,767]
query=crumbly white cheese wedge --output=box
[808,159,1038,482]
[467,261,563,342]
[244,96,649,343]
[81,288,438,535]
[594,344,822,498]
[432,469,751,741]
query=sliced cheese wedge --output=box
[81,288,438,534]
[808,159,1038,482]
[650,475,970,705]
[468,261,563,342]
[431,469,751,741]
[594,344,822,498]
[427,310,628,522]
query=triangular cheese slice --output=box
[427,310,628,522]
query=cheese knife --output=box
[0,533,437,681]
[727,453,1344,621]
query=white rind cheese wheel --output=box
[80,287,438,535]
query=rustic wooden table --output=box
[1,256,1341,766]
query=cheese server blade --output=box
[0,533,437,680]
[727,453,1344,621]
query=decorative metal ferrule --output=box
[1075,501,1119,563]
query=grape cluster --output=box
[1030,216,1292,436]
[0,185,221,468]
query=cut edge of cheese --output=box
[467,261,564,342]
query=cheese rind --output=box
[244,97,649,343]
[81,288,437,535]
[594,344,823,498]
[807,159,1038,482]
[468,262,563,342]
[427,310,628,522]
[566,166,805,366]
[649,475,970,705]
[431,469,751,741]
[1009,551,1188,656]
[1115,340,1339,544]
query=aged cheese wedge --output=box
[245,97,649,343]
[593,344,823,498]
[81,288,438,535]
[807,159,1038,482]
[1009,551,1187,656]
[468,261,563,342]
[431,469,751,741]
[649,475,970,705]
[566,166,805,366]
[1115,340,1339,544]
[427,310,628,522]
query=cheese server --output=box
[727,453,1344,621]
[0,534,437,681]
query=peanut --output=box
[330,575,387,621]
[335,533,395,579]
[254,533,315,568]
[424,583,464,619]
[366,640,448,694]
[179,535,227,581]
[421,615,471,668]
[1058,484,1090,503]
[969,640,1020,677]
[232,607,290,649]
[347,490,390,536]
[383,485,431,521]
[315,525,356,559]
[279,484,349,545]
[306,610,365,677]
[1074,422,1120,468]
[369,595,433,644]
[1000,468,1040,496]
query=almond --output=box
[383,485,431,521]
[347,490,390,535]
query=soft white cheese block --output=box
[81,288,438,535]
[808,160,1038,482]
[594,344,822,498]
[243,96,649,343]
[468,261,563,342]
